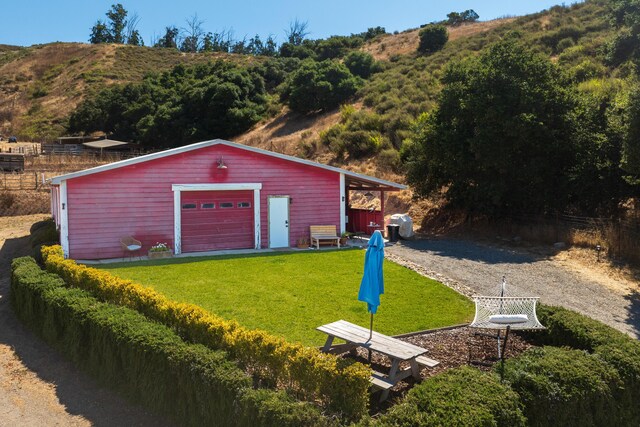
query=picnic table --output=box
[317,320,439,400]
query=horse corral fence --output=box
[0,172,50,191]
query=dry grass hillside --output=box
[363,18,516,60]
[0,43,252,141]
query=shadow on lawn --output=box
[0,236,173,427]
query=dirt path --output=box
[387,238,640,339]
[0,214,172,426]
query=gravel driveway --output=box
[387,238,640,339]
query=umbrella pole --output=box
[368,313,374,363]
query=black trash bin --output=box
[386,224,400,242]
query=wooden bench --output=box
[370,371,395,390]
[310,225,340,249]
[415,355,440,368]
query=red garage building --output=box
[50,139,405,260]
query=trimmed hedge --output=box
[11,256,332,427]
[41,245,370,420]
[532,304,640,424]
[364,367,526,427]
[501,346,622,426]
[29,218,58,263]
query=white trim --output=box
[172,183,262,254]
[253,189,261,249]
[51,139,406,190]
[60,181,69,258]
[173,190,182,254]
[172,183,262,192]
[339,173,346,234]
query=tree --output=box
[358,26,386,41]
[127,30,144,46]
[417,25,448,54]
[106,3,128,43]
[125,12,142,44]
[155,26,179,49]
[606,0,640,65]
[180,14,205,52]
[89,4,142,45]
[622,86,640,175]
[282,60,362,114]
[446,9,479,25]
[461,10,480,23]
[69,61,268,148]
[405,36,579,216]
[201,30,233,52]
[89,20,111,44]
[285,19,309,46]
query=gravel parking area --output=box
[387,238,640,339]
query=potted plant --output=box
[340,231,352,246]
[296,236,310,249]
[148,242,172,259]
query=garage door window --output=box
[238,202,251,208]
[201,203,215,209]
[220,202,234,209]
[182,203,197,209]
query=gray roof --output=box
[50,139,406,190]
[82,139,129,149]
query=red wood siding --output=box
[181,190,254,252]
[347,208,383,234]
[65,144,339,259]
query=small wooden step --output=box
[370,372,394,391]
[415,355,440,368]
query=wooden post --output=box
[345,187,350,232]
[380,191,385,235]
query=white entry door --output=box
[268,196,289,248]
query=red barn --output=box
[50,139,405,260]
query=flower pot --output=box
[148,250,173,259]
[297,244,308,249]
[339,237,348,246]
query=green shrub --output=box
[417,25,448,55]
[376,148,402,173]
[29,218,58,249]
[556,37,575,52]
[11,256,331,427]
[502,346,622,427]
[532,304,627,351]
[283,60,362,114]
[344,51,380,79]
[368,367,526,426]
[532,305,640,424]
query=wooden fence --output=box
[500,212,640,264]
[0,144,40,156]
[0,172,49,191]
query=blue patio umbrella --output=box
[358,230,385,340]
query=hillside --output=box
[0,43,253,140]
[0,1,609,147]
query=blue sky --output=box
[6,1,571,47]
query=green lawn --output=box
[99,249,474,346]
